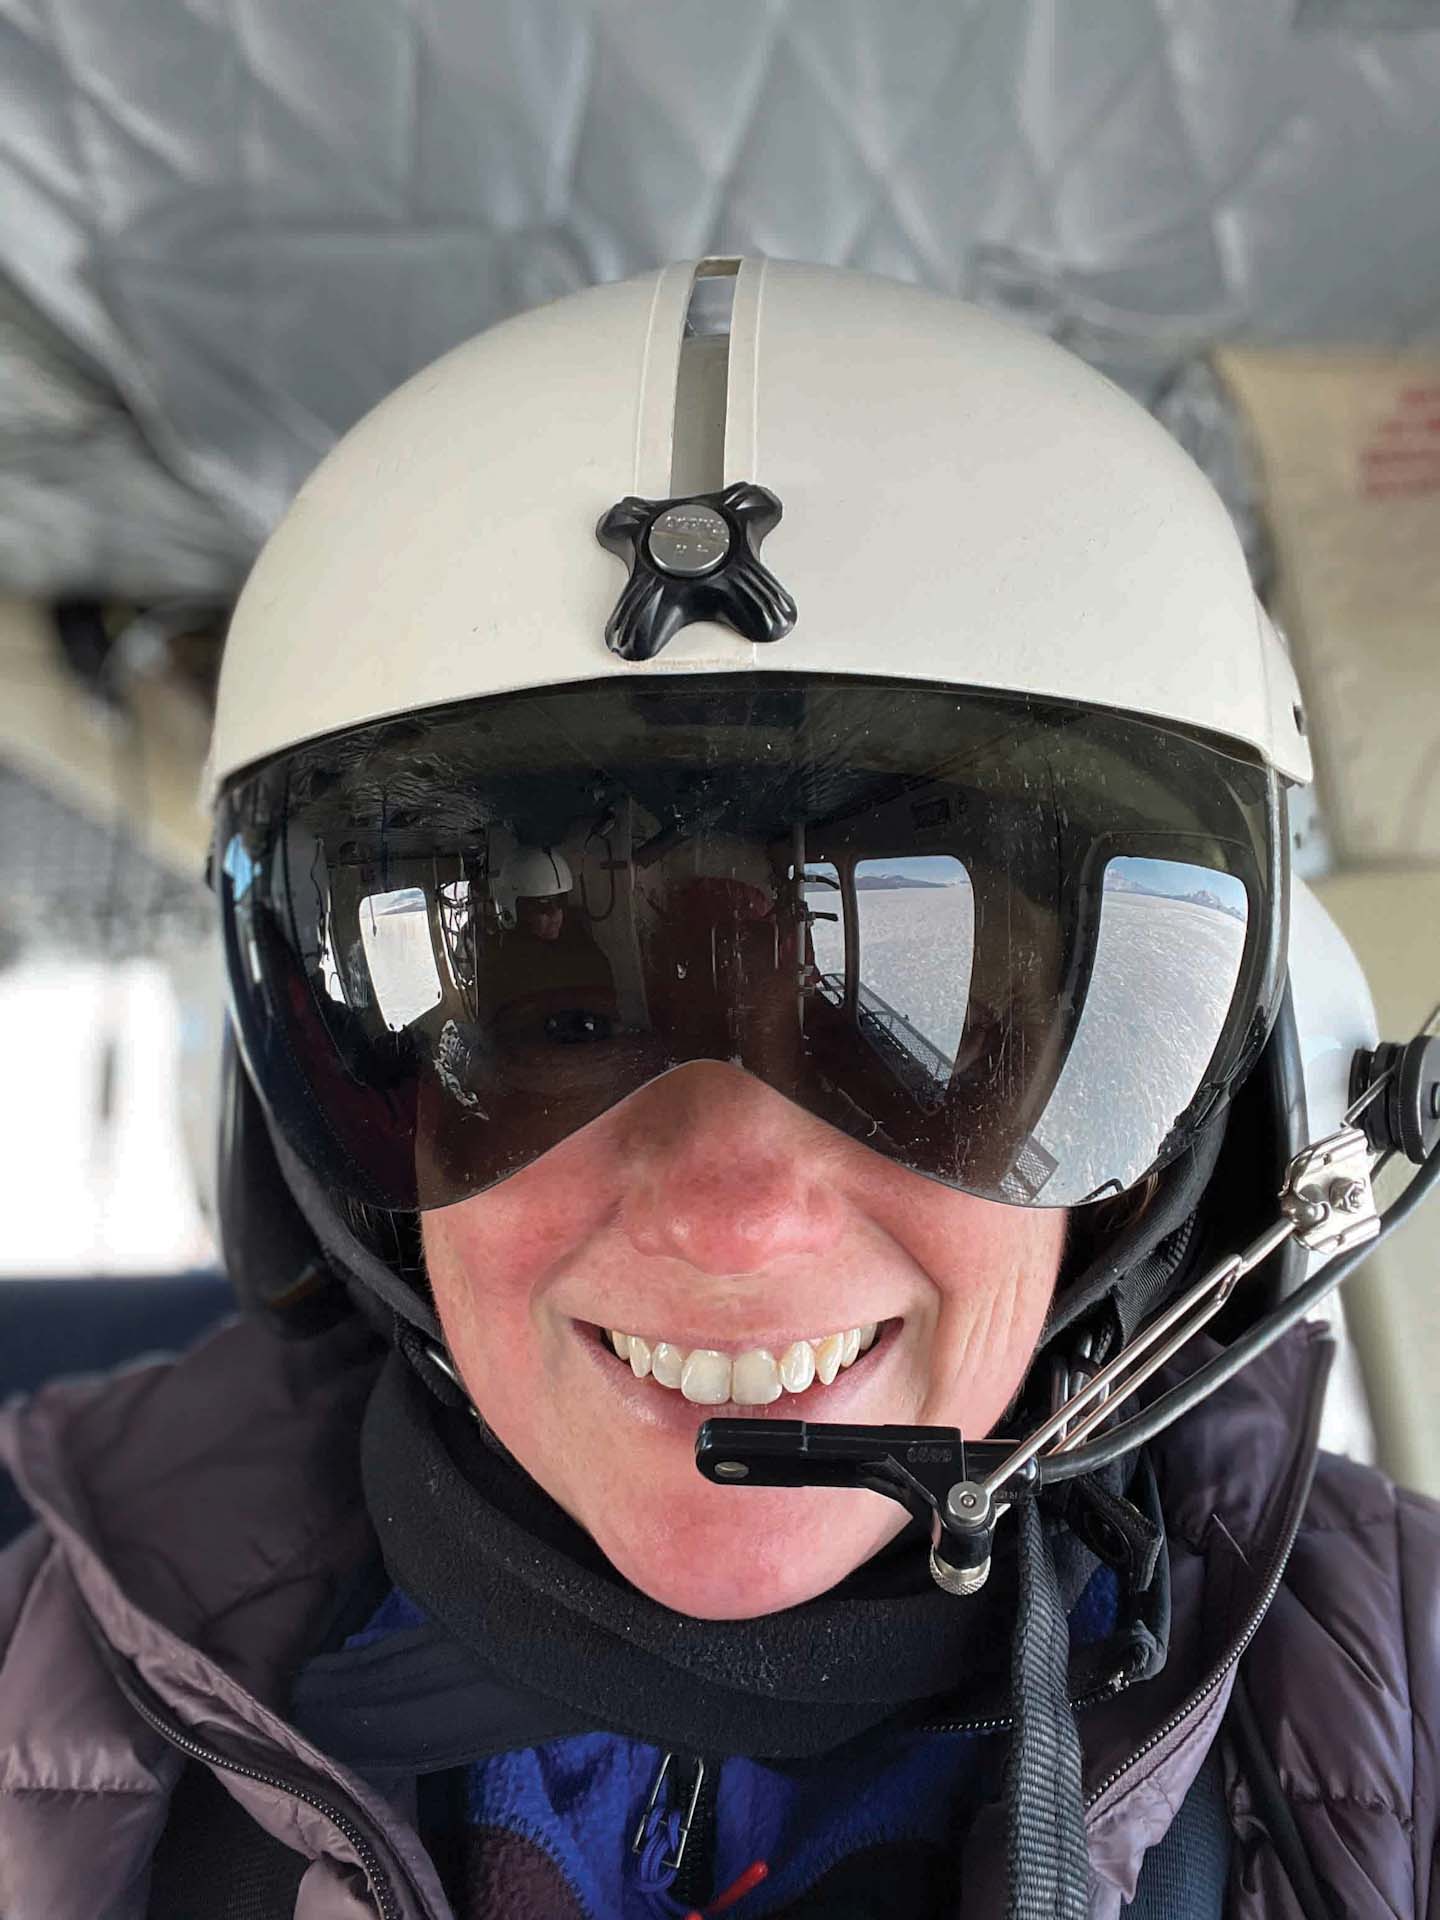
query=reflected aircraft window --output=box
[854,856,975,1083]
[437,878,479,994]
[801,862,844,1002]
[1030,856,1250,1201]
[221,834,256,901]
[359,887,444,1033]
[317,909,348,1005]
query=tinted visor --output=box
[218,676,1282,1212]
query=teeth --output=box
[813,1332,845,1386]
[778,1339,816,1394]
[680,1350,732,1405]
[651,1341,685,1389]
[602,1322,882,1402]
[731,1349,782,1406]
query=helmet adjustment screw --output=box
[1282,1128,1379,1255]
[1349,1034,1440,1164]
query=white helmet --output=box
[491,845,574,930]
[211,258,1308,794]
[207,264,1440,1796]
[211,257,1365,1363]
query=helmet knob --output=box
[1350,1035,1440,1165]
[596,482,797,662]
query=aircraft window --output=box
[801,862,845,999]
[853,856,975,1079]
[358,887,444,1033]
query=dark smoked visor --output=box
[217,675,1283,1213]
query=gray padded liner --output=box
[1,0,1439,593]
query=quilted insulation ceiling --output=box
[1,0,1439,598]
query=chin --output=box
[582,1484,909,1620]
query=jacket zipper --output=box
[98,1637,418,1920]
[1077,1519,1299,1809]
[923,1342,1329,1801]
[921,1666,1147,1739]
[1081,1347,1328,1811]
[668,1751,720,1910]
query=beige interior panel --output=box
[1313,868,1440,1498]
[1215,347,1440,866]
[0,597,210,879]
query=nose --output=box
[615,1063,845,1275]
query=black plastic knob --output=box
[596,482,797,662]
[1350,1035,1440,1165]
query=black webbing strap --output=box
[1003,1500,1090,1920]
[1223,1672,1334,1920]
[147,1761,308,1920]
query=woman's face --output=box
[423,1061,1067,1620]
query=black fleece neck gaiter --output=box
[361,1352,1104,1761]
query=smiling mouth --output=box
[589,1321,893,1405]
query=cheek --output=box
[423,1212,519,1428]
[423,1200,586,1523]
[421,1143,609,1411]
[902,1197,1068,1434]
[427,1126,616,1308]
[420,1114,663,1502]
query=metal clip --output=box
[1280,1125,1381,1257]
[631,1752,707,1874]
[1050,1330,1099,1443]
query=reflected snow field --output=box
[1033,893,1245,1197]
[852,881,976,1070]
[808,877,1245,1202]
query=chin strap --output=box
[1004,1500,1089,1920]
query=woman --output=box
[2,259,1436,1919]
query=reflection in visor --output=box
[359,888,444,1033]
[853,857,977,1084]
[1022,858,1250,1203]
[217,677,1282,1213]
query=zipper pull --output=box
[632,1752,768,1918]
[632,1751,707,1891]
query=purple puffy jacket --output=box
[0,1312,1436,1918]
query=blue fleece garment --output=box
[326,1570,1119,1918]
[463,1726,995,1917]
